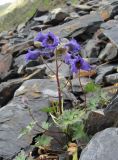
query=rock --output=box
[0,68,46,107]
[101,20,118,48]
[45,8,69,25]
[73,4,92,11]
[104,92,118,114]
[31,24,51,31]
[86,92,118,135]
[95,64,116,84]
[14,79,77,102]
[0,95,48,160]
[0,31,8,39]
[0,54,13,81]
[69,12,79,18]
[87,58,99,64]
[17,22,26,33]
[80,128,118,160]
[8,40,34,55]
[99,0,118,20]
[85,109,114,135]
[99,43,118,61]
[43,12,103,38]
[105,73,118,84]
[26,61,70,79]
[71,77,90,92]
[84,39,100,58]
[0,40,8,47]
[34,15,49,23]
[14,54,27,69]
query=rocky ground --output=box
[0,0,118,159]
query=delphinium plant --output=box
[18,31,93,160]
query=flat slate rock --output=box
[0,96,48,160]
[80,128,118,160]
[14,79,77,102]
[0,54,12,80]
[101,20,118,48]
[43,12,103,38]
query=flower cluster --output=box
[25,32,59,61]
[25,31,91,73]
[64,39,91,73]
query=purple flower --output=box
[25,49,40,62]
[40,48,54,58]
[69,55,91,73]
[34,32,46,42]
[64,52,72,64]
[42,32,59,49]
[65,39,81,53]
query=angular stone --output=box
[99,43,118,61]
[71,77,90,92]
[80,128,118,160]
[73,4,92,11]
[0,96,48,160]
[0,68,46,107]
[31,24,51,31]
[101,20,118,48]
[84,39,100,58]
[5,40,33,55]
[0,54,12,80]
[14,54,27,68]
[46,8,69,25]
[34,15,49,23]
[95,64,116,84]
[105,73,118,84]
[85,91,118,135]
[14,79,77,102]
[99,0,118,20]
[26,61,70,79]
[43,12,103,38]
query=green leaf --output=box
[55,109,86,130]
[84,81,100,93]
[40,106,56,113]
[35,135,53,148]
[18,121,36,138]
[41,122,51,130]
[15,150,27,160]
[72,123,88,141]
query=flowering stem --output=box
[55,53,63,115]
[78,70,87,108]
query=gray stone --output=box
[0,96,48,160]
[43,12,103,38]
[46,8,69,24]
[73,4,92,11]
[0,68,46,107]
[71,77,90,92]
[95,64,116,84]
[86,92,118,135]
[26,61,70,78]
[105,73,118,84]
[84,39,100,58]
[14,54,26,68]
[101,20,118,48]
[17,22,26,33]
[34,15,49,23]
[104,92,118,114]
[99,43,118,61]
[80,128,118,160]
[31,24,51,31]
[14,79,77,102]
[0,54,13,80]
[4,40,33,55]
